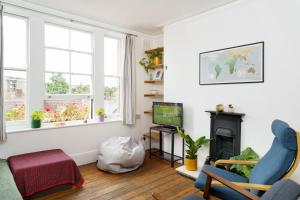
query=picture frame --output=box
[154,69,164,80]
[199,42,264,85]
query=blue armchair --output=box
[195,119,300,200]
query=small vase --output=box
[31,119,41,128]
[98,115,104,122]
[153,57,162,65]
[185,158,197,171]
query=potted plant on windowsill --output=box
[177,128,210,171]
[31,111,44,128]
[96,108,105,122]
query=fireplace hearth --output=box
[205,111,245,162]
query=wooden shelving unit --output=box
[142,46,164,142]
[144,93,164,97]
[149,64,164,69]
[144,47,164,54]
[144,80,163,84]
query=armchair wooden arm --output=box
[202,169,260,200]
[214,160,257,167]
[211,181,271,191]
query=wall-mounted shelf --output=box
[145,47,164,54]
[144,80,163,84]
[144,110,152,114]
[144,94,164,97]
[149,64,164,69]
[143,132,160,140]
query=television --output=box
[152,102,183,128]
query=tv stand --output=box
[149,126,184,167]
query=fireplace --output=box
[206,111,245,162]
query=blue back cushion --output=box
[249,120,297,195]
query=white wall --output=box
[0,122,141,165]
[164,0,300,164]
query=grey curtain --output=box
[123,35,136,125]
[0,5,6,142]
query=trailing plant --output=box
[229,147,259,178]
[96,108,105,116]
[31,111,45,120]
[139,55,154,73]
[177,127,210,160]
[149,50,162,60]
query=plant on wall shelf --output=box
[139,55,154,73]
[139,50,163,73]
[177,127,210,171]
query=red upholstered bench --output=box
[8,149,84,197]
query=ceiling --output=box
[23,0,238,35]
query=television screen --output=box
[152,102,183,128]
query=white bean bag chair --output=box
[97,136,145,173]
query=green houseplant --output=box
[177,128,210,171]
[31,111,44,128]
[96,108,105,122]
[229,147,259,178]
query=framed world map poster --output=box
[199,42,264,85]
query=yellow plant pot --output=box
[152,56,162,65]
[185,158,197,171]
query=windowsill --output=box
[6,117,123,134]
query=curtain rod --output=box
[0,1,138,37]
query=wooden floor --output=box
[36,157,203,200]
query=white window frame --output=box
[44,23,94,121]
[104,35,123,118]
[3,14,29,128]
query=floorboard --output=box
[36,157,203,200]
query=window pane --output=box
[3,16,27,69]
[70,30,91,52]
[46,49,69,72]
[104,37,119,76]
[104,77,120,115]
[4,70,26,121]
[71,75,92,94]
[71,52,92,74]
[46,73,70,94]
[44,99,90,122]
[45,24,69,49]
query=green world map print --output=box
[199,42,264,85]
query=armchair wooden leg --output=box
[203,175,212,199]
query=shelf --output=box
[144,80,163,84]
[144,93,164,97]
[145,47,164,54]
[144,110,152,114]
[144,132,160,140]
[149,64,164,69]
[150,149,183,162]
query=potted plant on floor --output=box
[96,108,105,122]
[177,128,210,171]
[31,111,44,128]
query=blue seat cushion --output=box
[195,165,249,200]
[261,179,300,200]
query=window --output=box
[44,24,93,122]
[3,15,28,122]
[104,37,121,116]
